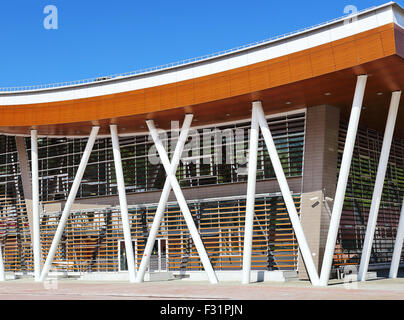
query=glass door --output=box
[149,238,167,272]
[118,240,137,272]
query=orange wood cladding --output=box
[0,23,400,132]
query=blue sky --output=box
[0,0,402,87]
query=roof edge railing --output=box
[0,2,395,93]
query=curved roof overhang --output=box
[1,3,404,138]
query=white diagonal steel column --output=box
[358,91,401,281]
[389,198,404,278]
[146,120,218,284]
[135,114,193,283]
[31,129,42,281]
[110,124,136,283]
[0,243,4,281]
[319,74,367,286]
[255,102,320,286]
[39,126,99,281]
[242,104,259,284]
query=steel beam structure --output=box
[110,124,137,283]
[146,119,218,284]
[389,198,404,278]
[245,101,320,285]
[319,74,368,286]
[31,129,41,281]
[135,114,193,283]
[39,126,99,281]
[358,91,401,281]
[242,104,259,284]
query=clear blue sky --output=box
[0,0,402,87]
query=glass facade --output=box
[38,194,300,273]
[0,136,32,272]
[335,121,404,267]
[25,112,305,202]
[1,109,403,275]
[0,111,305,273]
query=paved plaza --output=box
[0,276,403,300]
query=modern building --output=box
[0,2,403,286]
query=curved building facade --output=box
[0,2,403,285]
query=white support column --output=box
[146,120,218,284]
[255,102,320,285]
[319,74,368,286]
[31,129,41,281]
[358,91,401,281]
[242,104,259,284]
[0,243,4,281]
[39,126,99,281]
[389,198,404,278]
[135,114,193,283]
[110,124,137,283]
